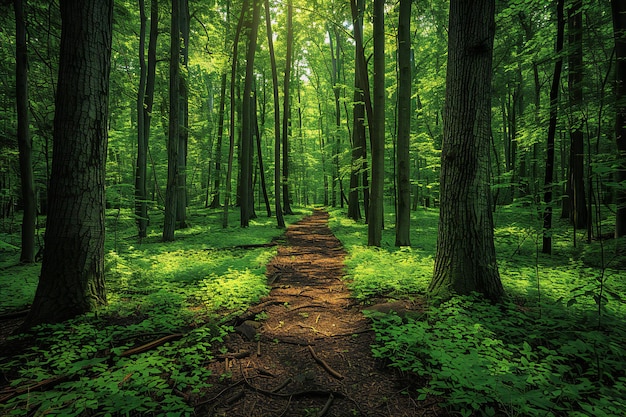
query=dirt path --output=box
[199,209,436,417]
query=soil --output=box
[197,209,441,417]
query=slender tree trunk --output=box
[395,0,411,247]
[135,0,148,239]
[253,89,271,216]
[282,0,294,215]
[209,72,227,208]
[543,0,565,254]
[22,0,112,328]
[263,0,284,228]
[611,0,626,239]
[15,0,36,263]
[143,0,158,204]
[566,0,588,230]
[223,0,248,228]
[163,0,180,241]
[176,0,189,229]
[368,0,385,247]
[240,0,261,227]
[430,0,504,302]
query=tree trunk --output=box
[542,0,565,255]
[240,0,261,227]
[209,72,227,208]
[176,0,189,229]
[163,0,180,241]
[611,0,626,239]
[282,0,294,215]
[395,0,411,247]
[254,88,271,216]
[22,0,112,328]
[143,0,158,208]
[14,0,36,263]
[430,0,504,302]
[566,0,588,230]
[223,0,247,228]
[368,0,385,247]
[263,0,285,228]
[135,0,148,239]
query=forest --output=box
[0,0,625,415]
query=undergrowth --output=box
[0,206,309,416]
[329,205,626,417]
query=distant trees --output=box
[430,0,504,301]
[22,0,113,327]
[612,0,626,240]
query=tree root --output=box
[307,345,344,380]
[119,333,184,357]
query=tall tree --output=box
[282,0,294,215]
[368,0,385,246]
[135,0,149,239]
[542,0,565,255]
[176,0,189,228]
[395,0,411,247]
[240,0,261,227]
[209,72,227,209]
[163,0,180,241]
[21,0,113,328]
[14,0,36,263]
[611,0,626,239]
[429,0,504,301]
[264,0,285,228]
[566,0,588,230]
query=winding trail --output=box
[199,209,436,416]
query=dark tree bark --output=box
[264,0,285,228]
[253,89,271,217]
[14,0,36,263]
[542,0,565,255]
[21,0,112,328]
[143,0,158,197]
[176,0,189,229]
[565,0,588,230]
[209,72,227,209]
[240,0,261,227]
[395,0,411,247]
[429,0,504,302]
[223,0,248,228]
[611,0,626,239]
[347,0,366,221]
[281,0,294,215]
[163,0,180,241]
[368,0,384,247]
[135,0,148,239]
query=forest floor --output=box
[198,209,440,417]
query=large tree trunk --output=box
[430,0,504,302]
[163,0,180,241]
[611,0,626,239]
[264,0,285,228]
[135,0,148,239]
[395,0,411,247]
[368,0,385,247]
[143,0,158,207]
[542,0,565,255]
[566,0,588,230]
[22,0,112,328]
[240,0,261,227]
[282,0,295,215]
[14,0,36,263]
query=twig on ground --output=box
[307,345,344,380]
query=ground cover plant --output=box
[328,204,626,417]
[0,207,309,416]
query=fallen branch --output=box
[317,394,334,417]
[216,351,251,360]
[119,333,184,357]
[307,345,344,380]
[0,374,69,403]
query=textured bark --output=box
[176,0,189,228]
[395,0,411,247]
[253,90,271,217]
[209,72,227,209]
[368,0,384,247]
[22,0,112,328]
[135,0,148,239]
[15,0,36,263]
[612,0,626,239]
[240,0,261,227]
[282,0,294,215]
[430,0,504,301]
[566,0,588,230]
[542,0,565,254]
[163,0,180,241]
[264,0,284,228]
